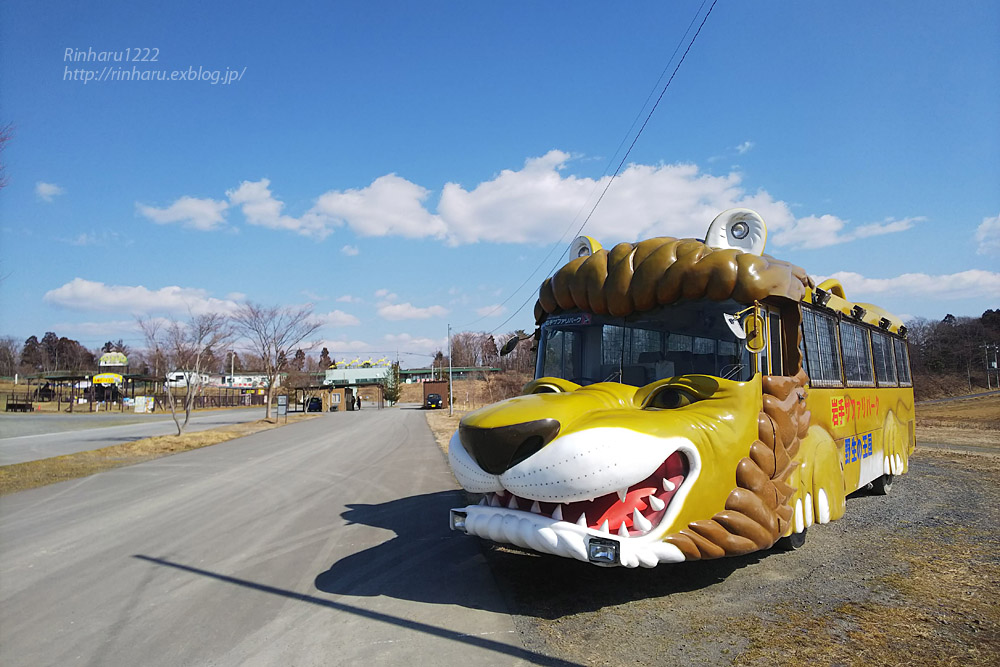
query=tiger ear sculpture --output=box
[704,208,767,255]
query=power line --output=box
[458,4,712,332]
[486,0,719,337]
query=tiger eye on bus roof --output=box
[448,209,914,568]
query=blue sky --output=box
[2,0,998,367]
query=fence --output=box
[9,386,267,413]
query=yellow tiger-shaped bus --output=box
[448,209,915,567]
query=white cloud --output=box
[975,213,1000,255]
[149,151,918,250]
[43,278,239,315]
[52,319,141,338]
[384,333,446,355]
[771,215,923,250]
[55,230,129,247]
[311,174,447,239]
[317,309,360,327]
[436,151,804,246]
[336,294,362,303]
[374,288,398,301]
[319,339,372,354]
[475,304,508,317]
[36,182,65,202]
[341,244,360,256]
[302,290,327,302]
[137,196,229,231]
[817,270,1000,300]
[377,302,449,321]
[226,178,331,239]
[736,141,755,154]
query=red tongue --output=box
[491,451,689,534]
[573,451,688,531]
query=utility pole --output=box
[448,323,453,416]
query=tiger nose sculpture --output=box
[459,418,561,475]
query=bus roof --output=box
[534,236,906,337]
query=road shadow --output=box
[314,490,504,611]
[134,554,581,667]
[313,490,766,620]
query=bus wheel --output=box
[870,473,894,495]
[775,528,807,551]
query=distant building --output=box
[222,373,279,389]
[323,366,390,387]
[399,367,500,382]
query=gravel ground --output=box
[476,447,1000,666]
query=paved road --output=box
[0,407,270,465]
[0,408,559,666]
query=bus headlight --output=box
[588,537,620,565]
[450,510,468,533]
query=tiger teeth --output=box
[530,501,542,514]
[552,504,564,521]
[632,510,652,532]
[479,497,488,506]
[507,495,519,510]
[617,488,628,503]
[617,522,630,537]
[599,520,610,534]
[490,494,502,507]
[576,513,588,527]
[662,478,676,492]
[648,494,665,511]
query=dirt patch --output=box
[424,408,466,455]
[480,447,1000,666]
[916,394,1000,430]
[0,414,317,495]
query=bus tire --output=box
[870,473,893,495]
[775,528,807,551]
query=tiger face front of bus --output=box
[447,298,808,568]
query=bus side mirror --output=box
[500,337,520,356]
[727,303,766,354]
[743,309,766,354]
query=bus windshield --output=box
[536,300,752,386]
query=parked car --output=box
[426,393,443,409]
[306,396,322,412]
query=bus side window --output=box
[893,337,912,386]
[801,306,843,387]
[840,321,875,387]
[759,321,768,375]
[769,311,782,375]
[871,331,898,387]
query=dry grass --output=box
[0,414,317,495]
[732,526,1000,666]
[425,408,466,455]
[915,394,1000,430]
[916,394,1000,451]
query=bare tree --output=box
[0,122,12,190]
[0,336,20,377]
[138,313,233,435]
[231,302,322,420]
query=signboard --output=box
[99,352,128,367]
[277,394,288,417]
[93,373,123,385]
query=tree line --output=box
[906,309,1000,396]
